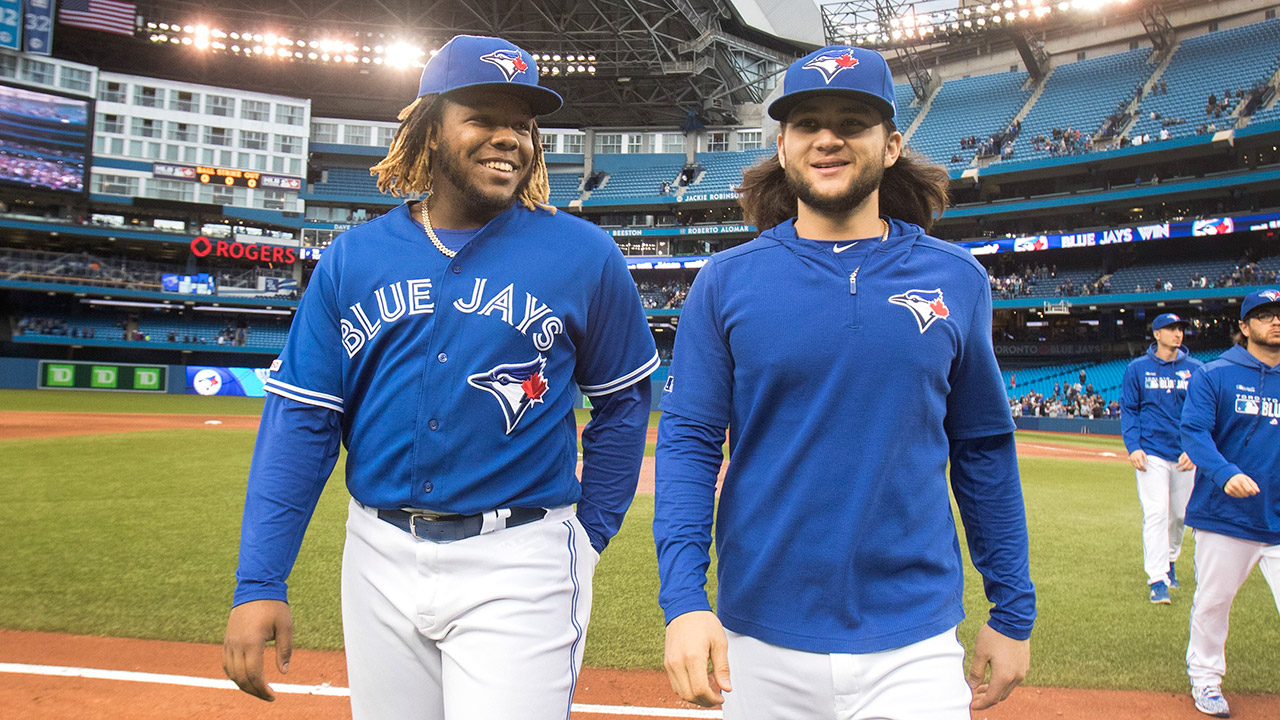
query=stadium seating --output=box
[894,82,921,132]
[1003,347,1229,406]
[583,153,686,205]
[906,70,1031,171]
[690,148,774,196]
[311,167,388,198]
[548,173,583,206]
[1107,257,1244,293]
[1128,18,1280,141]
[1010,47,1154,161]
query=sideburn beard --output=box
[432,138,532,220]
[785,156,883,220]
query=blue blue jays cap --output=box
[1240,288,1280,319]
[418,35,563,116]
[1152,312,1189,331]
[767,46,896,124]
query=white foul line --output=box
[1019,443,1118,458]
[0,662,723,718]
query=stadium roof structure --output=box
[53,0,813,127]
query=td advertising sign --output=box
[38,361,167,392]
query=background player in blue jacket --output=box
[654,45,1035,719]
[221,36,658,718]
[1180,289,1280,718]
[1120,312,1202,604]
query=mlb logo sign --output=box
[1235,395,1260,415]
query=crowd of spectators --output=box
[1009,380,1116,419]
[637,279,690,309]
[1205,262,1280,288]
[1030,125,1093,156]
[988,264,1054,299]
[15,316,96,339]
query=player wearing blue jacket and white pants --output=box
[1180,289,1280,718]
[654,46,1035,720]
[221,36,658,719]
[1120,313,1202,603]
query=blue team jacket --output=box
[1181,345,1280,544]
[655,217,1034,654]
[1120,345,1202,461]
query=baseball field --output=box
[1,388,1277,719]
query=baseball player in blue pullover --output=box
[654,46,1035,719]
[221,36,657,718]
[1121,312,1202,604]
[1180,289,1280,718]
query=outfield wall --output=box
[1014,416,1122,436]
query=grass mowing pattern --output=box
[1,392,1276,691]
[0,389,265,415]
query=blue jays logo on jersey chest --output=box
[888,288,950,333]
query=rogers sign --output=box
[190,236,297,264]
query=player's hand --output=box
[1176,452,1196,472]
[223,599,293,702]
[1128,449,1148,471]
[1224,473,1260,498]
[664,610,731,707]
[967,622,1029,711]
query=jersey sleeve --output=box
[944,278,1016,440]
[1180,366,1241,489]
[264,251,344,413]
[574,247,659,397]
[1120,361,1142,453]
[657,260,732,428]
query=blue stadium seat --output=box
[907,70,1031,171]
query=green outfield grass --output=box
[1,390,1277,693]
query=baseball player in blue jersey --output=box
[1180,289,1280,718]
[221,35,658,718]
[1120,312,1202,604]
[653,46,1035,719]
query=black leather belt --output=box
[376,507,547,542]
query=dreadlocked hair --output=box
[736,124,950,232]
[370,94,554,213]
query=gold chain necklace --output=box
[877,218,889,242]
[419,199,456,259]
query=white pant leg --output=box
[722,628,971,720]
[341,500,597,720]
[1167,464,1195,564]
[439,510,597,720]
[342,498,445,719]
[1186,530,1266,687]
[1259,543,1280,615]
[1136,456,1176,584]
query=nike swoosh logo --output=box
[833,243,857,253]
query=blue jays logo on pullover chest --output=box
[338,275,565,358]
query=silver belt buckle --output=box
[408,510,451,540]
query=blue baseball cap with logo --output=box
[767,45,896,124]
[418,35,563,116]
[1152,312,1189,331]
[1240,288,1280,319]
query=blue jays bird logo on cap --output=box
[803,48,860,85]
[480,49,530,81]
[468,355,549,434]
[1261,290,1280,303]
[889,289,951,334]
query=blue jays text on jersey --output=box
[654,217,1034,655]
[339,276,566,358]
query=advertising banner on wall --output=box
[185,366,270,397]
[38,361,166,391]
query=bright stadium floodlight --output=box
[384,41,417,69]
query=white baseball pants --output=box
[340,499,598,720]
[721,627,971,720]
[1135,455,1194,585]
[1186,529,1280,688]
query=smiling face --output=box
[777,94,901,220]
[428,87,536,226]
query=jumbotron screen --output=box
[0,82,91,194]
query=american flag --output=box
[59,0,137,36]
